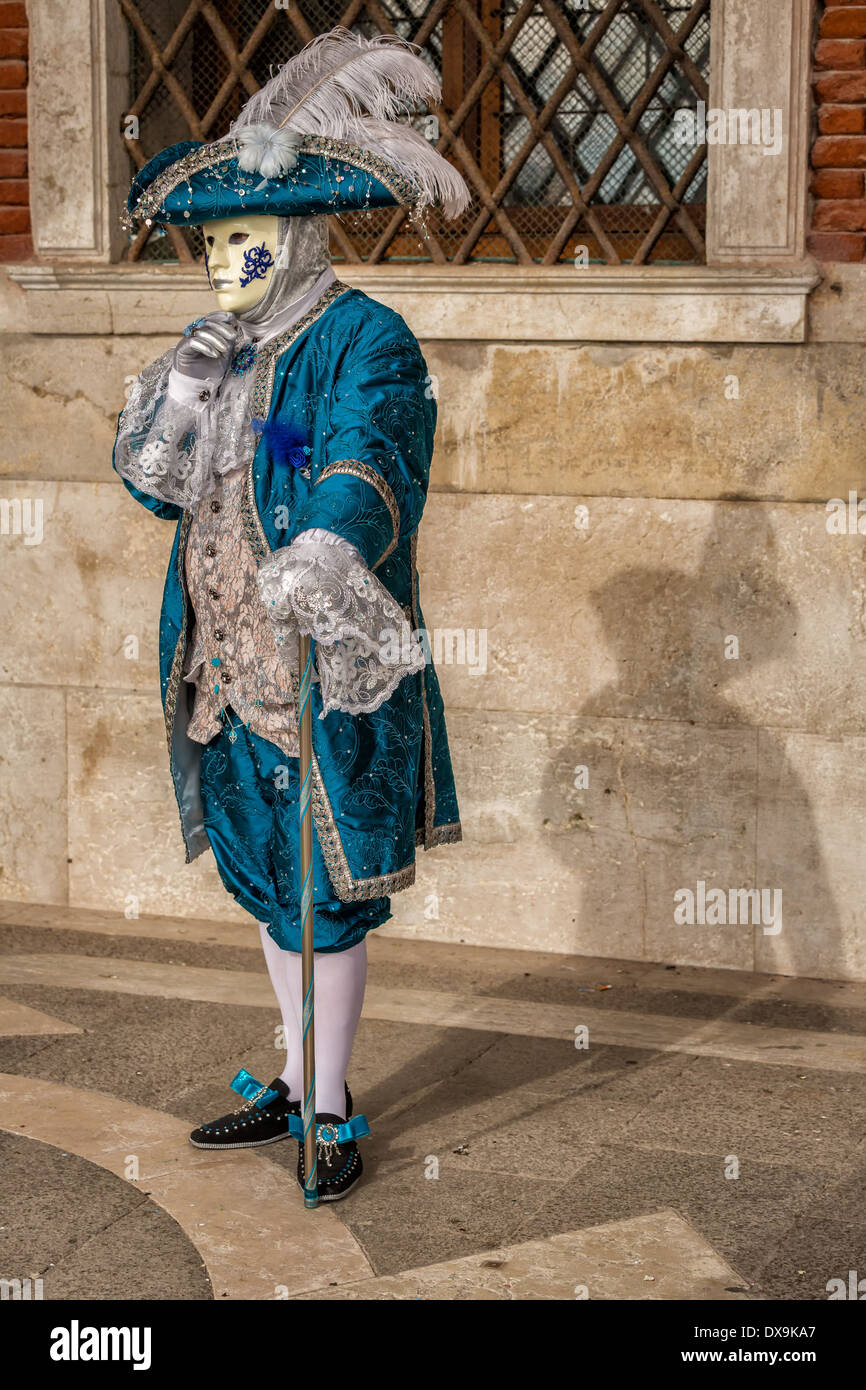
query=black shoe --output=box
[190,1072,297,1150]
[189,1070,353,1151]
[294,1111,369,1203]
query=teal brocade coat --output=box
[114,283,461,901]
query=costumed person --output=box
[113,28,468,1202]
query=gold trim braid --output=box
[311,755,416,901]
[410,530,463,852]
[164,510,198,863]
[411,529,435,846]
[164,510,193,755]
[251,280,350,421]
[243,280,350,561]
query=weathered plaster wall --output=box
[1,317,866,980]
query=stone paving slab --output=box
[0,1132,211,1301]
[293,1208,751,1301]
[0,910,863,1301]
[518,1143,839,1303]
[4,951,866,1073]
[0,1073,372,1300]
[0,995,82,1035]
[7,902,866,1012]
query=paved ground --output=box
[1,900,864,1301]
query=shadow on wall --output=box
[540,500,838,978]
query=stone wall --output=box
[3,0,866,982]
[2,316,866,981]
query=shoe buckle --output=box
[317,1123,340,1166]
[239,1085,269,1112]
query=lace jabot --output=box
[115,349,256,510]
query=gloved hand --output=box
[173,311,238,382]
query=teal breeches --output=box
[198,709,391,954]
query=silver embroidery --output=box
[316,459,399,570]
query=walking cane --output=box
[298,631,318,1209]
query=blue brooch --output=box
[183,316,207,337]
[251,417,312,471]
[239,242,275,288]
[230,342,258,376]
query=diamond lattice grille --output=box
[117,0,710,265]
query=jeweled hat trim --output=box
[122,133,422,232]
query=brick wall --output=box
[0,0,29,261]
[811,1,866,260]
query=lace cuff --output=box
[114,350,254,508]
[256,529,425,717]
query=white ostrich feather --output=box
[338,115,469,218]
[236,124,304,178]
[229,27,469,217]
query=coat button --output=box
[210,499,221,513]
[198,389,211,402]
[222,672,233,684]
[214,628,226,642]
[205,541,217,557]
[208,587,220,600]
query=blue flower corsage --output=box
[251,417,312,472]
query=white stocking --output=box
[258,922,303,1104]
[258,924,367,1120]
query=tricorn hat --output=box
[122,27,469,232]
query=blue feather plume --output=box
[251,416,311,470]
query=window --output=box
[119,0,710,266]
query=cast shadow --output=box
[361,501,843,1163]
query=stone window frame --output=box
[12,0,819,343]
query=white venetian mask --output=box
[202,214,281,313]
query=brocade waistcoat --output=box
[183,464,300,758]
